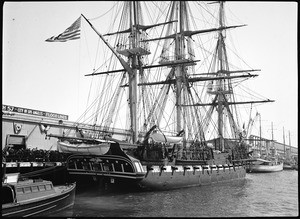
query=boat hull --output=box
[283,164,294,170]
[65,161,246,191]
[2,182,76,217]
[248,162,283,173]
[57,142,247,191]
[137,164,246,190]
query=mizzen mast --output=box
[209,1,233,151]
[199,2,273,151]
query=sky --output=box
[2,1,298,147]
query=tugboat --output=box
[45,1,273,191]
[2,173,76,217]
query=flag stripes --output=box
[46,16,81,42]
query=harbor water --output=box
[53,170,298,217]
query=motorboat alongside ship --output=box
[2,173,76,217]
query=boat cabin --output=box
[2,173,56,205]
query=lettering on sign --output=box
[2,105,68,120]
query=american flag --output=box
[46,16,81,42]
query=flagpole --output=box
[80,14,133,75]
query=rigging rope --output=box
[88,2,119,21]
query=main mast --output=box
[175,1,185,133]
[129,1,139,143]
[217,2,226,151]
[142,1,251,141]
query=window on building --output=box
[6,135,26,150]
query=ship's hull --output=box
[66,161,246,191]
[137,164,246,190]
[248,162,283,173]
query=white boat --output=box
[248,158,283,173]
[46,133,114,155]
[57,140,110,155]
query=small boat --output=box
[48,133,112,155]
[57,140,110,155]
[2,173,76,217]
[282,129,297,171]
[247,142,283,173]
[283,162,294,170]
[293,164,298,171]
[248,158,283,173]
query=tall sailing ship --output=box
[46,1,274,190]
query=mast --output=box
[213,1,232,151]
[283,126,285,157]
[155,1,201,140]
[134,1,263,143]
[129,1,138,143]
[201,1,274,151]
[175,1,184,133]
[106,1,150,143]
[289,130,292,158]
[81,10,138,143]
[259,113,262,156]
[83,1,274,146]
[217,2,223,151]
[271,122,274,148]
[271,122,274,141]
[173,1,193,135]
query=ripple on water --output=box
[52,171,298,217]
